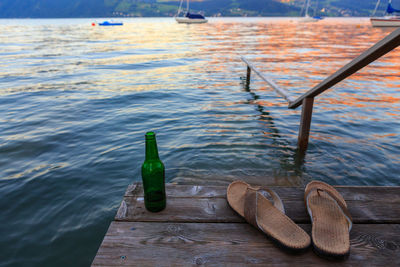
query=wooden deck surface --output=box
[92,183,400,266]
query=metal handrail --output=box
[241,57,295,103]
[241,27,400,151]
[289,27,400,109]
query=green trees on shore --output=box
[0,0,379,18]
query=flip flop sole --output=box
[227,181,311,252]
[305,181,351,259]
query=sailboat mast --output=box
[372,0,381,17]
[177,0,183,17]
[187,0,189,13]
[305,0,311,17]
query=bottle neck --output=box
[145,137,159,161]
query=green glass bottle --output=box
[141,131,166,212]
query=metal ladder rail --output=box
[242,27,400,151]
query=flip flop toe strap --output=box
[260,187,285,214]
[305,187,353,232]
[244,187,259,227]
[244,186,285,228]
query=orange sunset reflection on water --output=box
[192,18,399,122]
[182,18,399,184]
[1,17,399,186]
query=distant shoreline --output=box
[0,16,372,19]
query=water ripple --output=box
[0,17,399,267]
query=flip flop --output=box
[227,181,311,252]
[304,181,352,260]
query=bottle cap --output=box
[145,131,156,139]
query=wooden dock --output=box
[92,183,400,266]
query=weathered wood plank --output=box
[125,183,400,201]
[116,196,242,223]
[124,184,227,198]
[118,184,400,223]
[116,196,400,224]
[92,222,400,266]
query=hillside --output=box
[0,0,392,18]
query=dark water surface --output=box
[0,18,399,266]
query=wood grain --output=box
[118,184,400,223]
[125,183,400,201]
[92,222,400,266]
[93,184,400,266]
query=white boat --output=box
[300,15,320,23]
[175,0,208,24]
[175,17,208,24]
[371,16,400,27]
[299,0,323,22]
[370,0,400,27]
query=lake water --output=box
[0,17,399,266]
